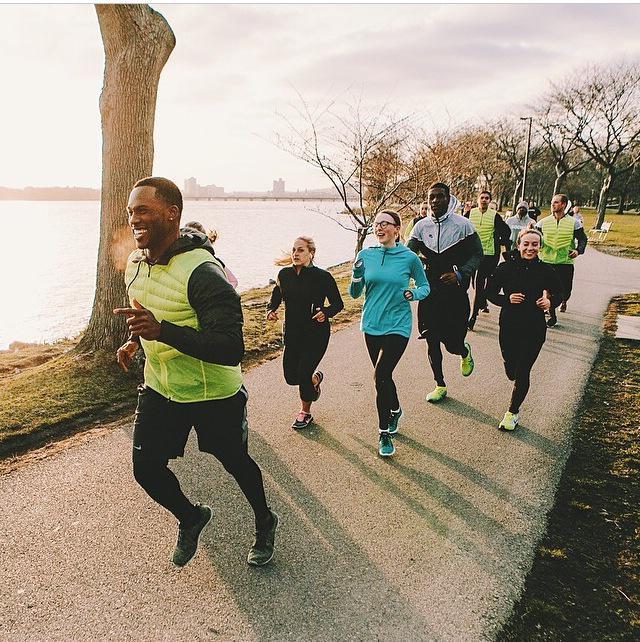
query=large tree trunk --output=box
[77,4,175,354]
[595,170,614,229]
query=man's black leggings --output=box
[282,330,330,402]
[548,263,573,318]
[472,254,500,318]
[364,333,409,431]
[499,325,545,413]
[132,386,269,526]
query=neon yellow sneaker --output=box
[426,386,447,403]
[460,341,474,376]
[499,411,519,431]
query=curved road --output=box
[1,248,638,641]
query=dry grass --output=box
[498,293,640,640]
[0,262,362,459]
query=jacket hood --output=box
[131,228,218,265]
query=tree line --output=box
[277,59,640,255]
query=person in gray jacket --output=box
[506,201,535,248]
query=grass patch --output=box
[498,293,640,641]
[581,208,640,259]
[0,262,362,460]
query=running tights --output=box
[500,326,545,414]
[364,333,409,431]
[282,330,330,402]
[472,254,500,318]
[425,330,468,387]
[549,264,574,318]
[134,454,269,526]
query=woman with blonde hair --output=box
[267,236,344,429]
[486,228,563,431]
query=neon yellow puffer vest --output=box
[539,215,576,265]
[124,248,242,402]
[469,208,497,256]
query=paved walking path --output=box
[1,248,638,641]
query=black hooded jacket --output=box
[126,229,243,366]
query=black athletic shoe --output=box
[467,316,477,331]
[292,412,313,429]
[546,316,558,328]
[172,503,212,567]
[247,510,279,566]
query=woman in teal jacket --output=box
[350,210,430,457]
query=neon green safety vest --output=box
[124,248,242,403]
[538,215,576,265]
[469,208,497,256]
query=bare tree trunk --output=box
[595,170,614,229]
[355,226,369,257]
[77,5,175,354]
[553,163,567,196]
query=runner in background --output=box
[403,201,428,242]
[535,193,587,325]
[505,201,535,251]
[466,191,511,330]
[267,236,344,429]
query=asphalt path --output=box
[1,248,638,641]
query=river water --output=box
[0,200,369,349]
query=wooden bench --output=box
[588,220,612,243]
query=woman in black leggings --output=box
[349,211,430,457]
[486,228,563,430]
[267,236,344,429]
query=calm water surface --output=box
[0,200,371,349]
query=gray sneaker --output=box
[172,503,212,567]
[247,510,279,566]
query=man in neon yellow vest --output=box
[535,193,587,327]
[466,190,511,330]
[114,177,278,568]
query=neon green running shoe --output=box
[461,341,474,377]
[426,386,447,403]
[499,411,519,431]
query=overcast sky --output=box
[1,3,639,191]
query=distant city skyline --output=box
[1,4,639,190]
[0,177,341,201]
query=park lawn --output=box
[0,262,362,460]
[580,208,640,257]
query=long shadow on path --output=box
[172,430,438,641]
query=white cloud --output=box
[1,3,639,190]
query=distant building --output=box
[184,177,198,197]
[272,178,285,195]
[184,177,224,197]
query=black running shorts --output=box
[132,384,249,461]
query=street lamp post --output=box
[520,116,532,202]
